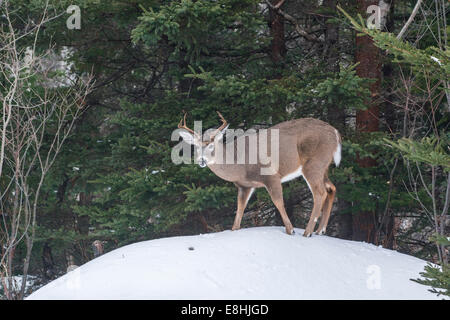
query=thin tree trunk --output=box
[322,0,352,240]
[353,0,384,243]
[42,242,55,281]
[382,0,397,248]
[325,0,344,131]
[77,191,92,263]
[397,0,423,40]
[383,0,396,131]
[269,0,286,66]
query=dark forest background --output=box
[0,0,448,299]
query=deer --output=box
[177,112,341,237]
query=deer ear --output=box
[179,130,196,145]
[215,124,229,141]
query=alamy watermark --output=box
[366,1,391,30]
[66,5,81,30]
[171,121,280,175]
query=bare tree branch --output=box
[264,0,324,43]
[397,0,423,40]
[0,0,93,299]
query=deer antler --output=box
[216,111,228,131]
[178,112,197,136]
[209,111,228,141]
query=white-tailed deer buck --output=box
[177,112,341,237]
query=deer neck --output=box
[207,140,243,182]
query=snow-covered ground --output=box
[27,227,438,300]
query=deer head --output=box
[178,111,229,167]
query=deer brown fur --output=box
[178,114,341,237]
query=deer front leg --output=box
[232,187,254,231]
[265,179,294,235]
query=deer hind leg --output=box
[302,166,328,237]
[316,180,336,235]
[232,187,254,231]
[265,179,294,235]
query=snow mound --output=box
[27,227,437,300]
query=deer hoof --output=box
[315,228,325,235]
[303,231,312,237]
[286,227,295,235]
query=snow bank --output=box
[27,227,437,300]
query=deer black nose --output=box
[199,158,207,167]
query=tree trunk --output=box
[269,0,286,65]
[77,191,92,262]
[353,0,384,243]
[42,242,56,281]
[382,0,396,248]
[322,0,352,240]
[324,0,345,131]
[383,0,396,132]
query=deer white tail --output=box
[333,129,341,167]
